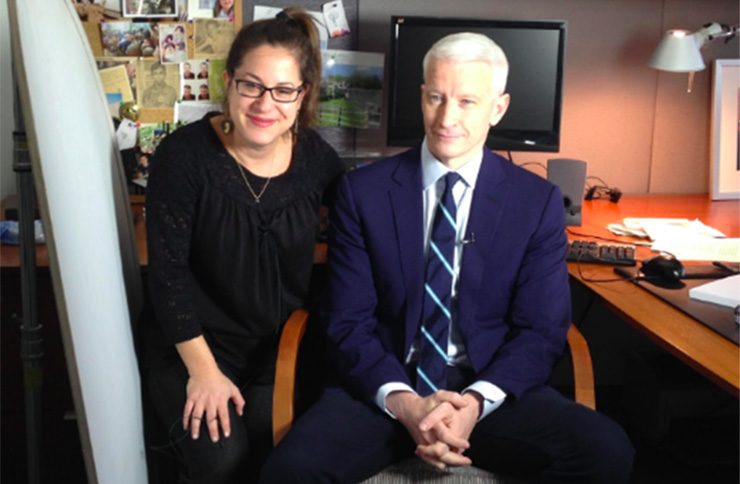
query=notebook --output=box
[689,274,740,309]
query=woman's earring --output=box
[292,118,299,135]
[221,118,234,135]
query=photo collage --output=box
[88,0,236,184]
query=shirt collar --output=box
[421,137,484,190]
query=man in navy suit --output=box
[261,32,633,483]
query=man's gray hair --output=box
[422,32,509,96]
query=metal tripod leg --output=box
[14,129,43,484]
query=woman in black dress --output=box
[142,7,343,482]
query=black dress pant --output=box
[259,383,634,484]
[145,361,274,484]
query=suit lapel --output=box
[458,151,510,328]
[388,150,425,352]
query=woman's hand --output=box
[182,367,245,442]
[175,336,245,442]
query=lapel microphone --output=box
[460,233,476,246]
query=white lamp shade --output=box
[648,29,706,72]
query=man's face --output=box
[184,86,191,95]
[421,58,509,169]
[200,86,208,96]
[152,66,166,83]
[184,63,191,75]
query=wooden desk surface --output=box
[571,195,739,396]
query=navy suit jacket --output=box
[325,146,571,404]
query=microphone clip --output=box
[460,233,475,246]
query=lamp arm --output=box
[711,25,739,43]
[693,22,738,47]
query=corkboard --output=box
[138,107,174,124]
[82,21,104,57]
[80,3,242,124]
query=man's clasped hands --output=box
[386,389,484,470]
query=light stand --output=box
[12,54,43,484]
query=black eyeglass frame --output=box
[233,79,305,103]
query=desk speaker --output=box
[547,158,587,226]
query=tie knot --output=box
[444,172,462,194]
[441,172,463,208]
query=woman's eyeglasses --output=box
[234,79,304,103]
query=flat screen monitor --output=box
[387,16,567,152]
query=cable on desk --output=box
[574,255,641,283]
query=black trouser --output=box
[145,361,273,484]
[260,382,634,484]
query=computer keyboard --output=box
[566,239,637,266]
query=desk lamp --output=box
[648,22,738,92]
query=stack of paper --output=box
[689,274,740,309]
[621,218,739,262]
[622,218,726,240]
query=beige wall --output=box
[356,0,739,195]
[0,0,15,202]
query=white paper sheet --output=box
[651,237,740,262]
[689,274,740,309]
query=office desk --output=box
[0,215,149,270]
[1,195,149,270]
[570,195,739,397]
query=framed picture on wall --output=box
[711,59,740,200]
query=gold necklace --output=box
[235,150,276,203]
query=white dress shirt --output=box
[375,139,507,419]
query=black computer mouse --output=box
[640,254,686,282]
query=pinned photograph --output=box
[138,59,180,108]
[181,80,199,100]
[136,153,151,180]
[193,18,235,58]
[322,1,350,38]
[138,122,173,154]
[207,58,227,102]
[187,0,213,19]
[96,57,137,101]
[101,21,158,57]
[319,50,384,129]
[98,64,135,103]
[106,92,123,119]
[196,60,210,79]
[175,101,222,125]
[182,61,196,79]
[213,0,234,20]
[159,23,188,64]
[123,0,178,18]
[196,82,211,101]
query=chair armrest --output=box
[566,323,596,410]
[314,242,327,264]
[272,309,309,446]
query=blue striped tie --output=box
[416,172,461,396]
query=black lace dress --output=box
[141,117,343,384]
